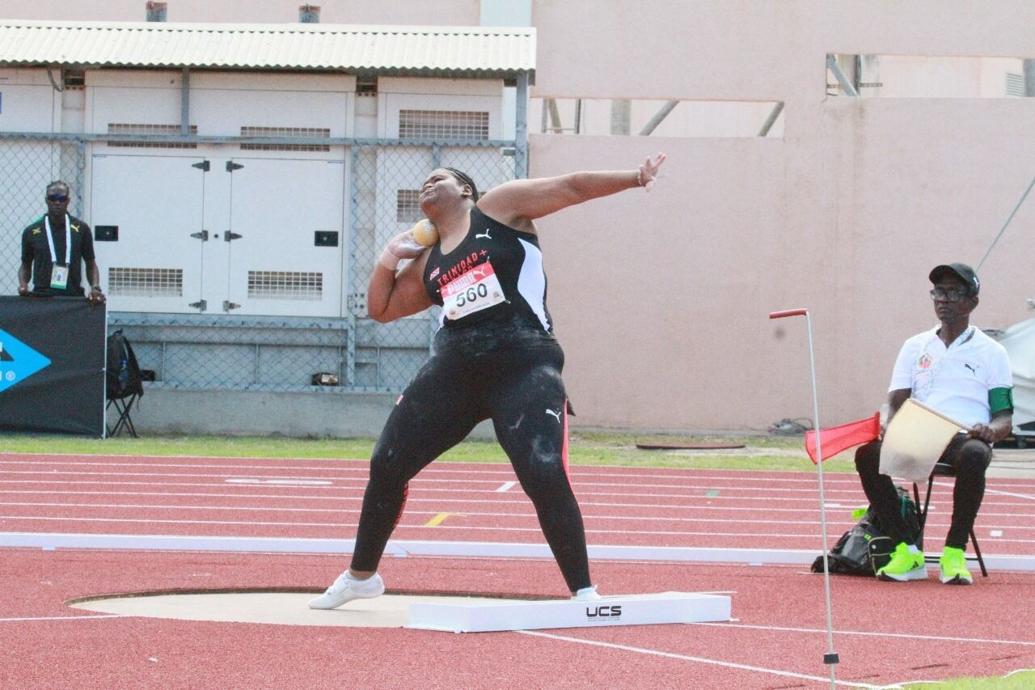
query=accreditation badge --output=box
[50,264,69,290]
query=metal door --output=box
[89,154,209,313]
[217,157,346,317]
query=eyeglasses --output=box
[46,194,69,203]
[930,287,968,302]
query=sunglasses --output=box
[46,194,70,203]
[929,287,968,302]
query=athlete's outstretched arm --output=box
[367,230,434,322]
[478,153,666,229]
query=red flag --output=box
[804,412,880,463]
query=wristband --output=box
[636,169,645,187]
[378,248,401,272]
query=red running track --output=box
[2,452,1035,689]
[1,454,1034,554]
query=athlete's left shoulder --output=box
[472,205,533,238]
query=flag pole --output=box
[770,308,838,688]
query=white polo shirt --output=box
[889,325,1013,427]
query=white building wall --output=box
[0,0,481,25]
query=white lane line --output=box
[6,500,1029,538]
[224,479,333,486]
[0,614,122,623]
[0,479,855,503]
[696,621,1035,647]
[1,470,359,482]
[6,456,1035,494]
[6,532,1035,569]
[1,470,870,495]
[0,488,1030,519]
[0,502,854,531]
[0,532,817,563]
[0,458,866,483]
[496,481,517,493]
[0,459,372,472]
[7,515,1034,545]
[0,514,840,538]
[1,485,1032,530]
[0,501,859,529]
[0,476,866,501]
[983,487,1035,501]
[513,630,876,688]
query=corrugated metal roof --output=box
[0,20,535,80]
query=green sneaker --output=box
[939,547,973,585]
[877,542,927,582]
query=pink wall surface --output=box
[528,1,1035,430]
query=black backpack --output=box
[812,487,920,576]
[106,329,144,400]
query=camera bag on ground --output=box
[811,486,920,576]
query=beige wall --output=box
[530,1,1035,430]
[3,0,1033,431]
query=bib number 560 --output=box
[456,283,489,307]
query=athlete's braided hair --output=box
[443,167,479,202]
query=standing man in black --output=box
[18,180,105,304]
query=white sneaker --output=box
[309,571,385,610]
[572,585,601,601]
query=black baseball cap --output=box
[929,263,980,296]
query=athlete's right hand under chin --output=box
[379,229,427,270]
[386,229,426,261]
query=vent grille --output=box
[396,189,422,222]
[107,123,198,148]
[63,69,85,89]
[108,267,183,296]
[1006,73,1026,97]
[248,271,323,300]
[399,110,489,140]
[356,76,378,96]
[240,126,331,151]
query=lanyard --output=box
[43,215,71,266]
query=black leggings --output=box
[855,435,991,549]
[350,330,591,592]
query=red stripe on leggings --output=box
[562,402,571,481]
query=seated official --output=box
[855,263,1013,585]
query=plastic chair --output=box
[912,462,988,577]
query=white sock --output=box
[906,544,920,554]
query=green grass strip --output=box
[898,670,1035,689]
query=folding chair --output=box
[105,329,144,438]
[106,394,139,438]
[912,462,988,577]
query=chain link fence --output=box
[1,133,515,393]
[0,135,85,295]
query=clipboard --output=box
[879,398,965,481]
